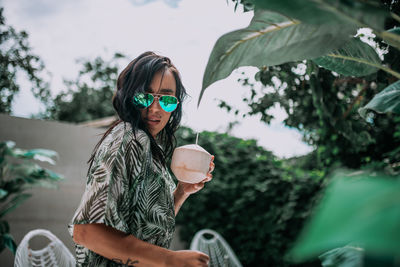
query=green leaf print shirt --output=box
[69,122,176,266]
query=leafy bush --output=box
[227,62,400,172]
[174,127,322,266]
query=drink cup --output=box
[171,144,212,184]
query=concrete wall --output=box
[0,114,186,266]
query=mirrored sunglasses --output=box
[133,93,179,113]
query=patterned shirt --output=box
[69,122,176,266]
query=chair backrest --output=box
[14,229,75,267]
[190,229,242,267]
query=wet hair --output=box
[87,51,187,172]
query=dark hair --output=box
[87,51,187,172]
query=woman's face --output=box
[140,69,177,138]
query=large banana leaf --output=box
[251,0,388,31]
[288,172,400,262]
[358,80,400,119]
[200,10,355,105]
[312,38,381,77]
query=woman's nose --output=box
[148,98,161,112]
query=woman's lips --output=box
[145,118,160,126]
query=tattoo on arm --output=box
[112,258,139,266]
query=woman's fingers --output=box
[208,155,215,173]
[198,252,210,264]
[173,250,209,267]
[202,173,212,183]
[209,161,215,173]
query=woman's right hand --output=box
[166,250,209,267]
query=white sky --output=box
[2,0,313,158]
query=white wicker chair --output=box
[190,229,242,267]
[14,229,75,267]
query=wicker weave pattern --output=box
[190,229,242,267]
[14,229,75,267]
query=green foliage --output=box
[289,172,400,262]
[229,62,400,171]
[216,0,400,171]
[42,53,126,122]
[199,9,356,104]
[359,80,400,118]
[250,0,388,31]
[381,26,400,50]
[174,127,323,266]
[203,0,400,121]
[312,38,382,77]
[0,141,63,254]
[0,7,51,114]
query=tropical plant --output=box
[0,7,51,114]
[200,0,400,120]
[215,0,400,173]
[0,141,62,254]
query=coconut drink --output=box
[171,144,212,184]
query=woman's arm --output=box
[173,184,191,216]
[73,223,209,267]
[173,156,215,216]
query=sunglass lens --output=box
[133,93,153,109]
[160,95,178,112]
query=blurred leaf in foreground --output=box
[288,171,400,262]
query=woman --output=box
[70,51,214,267]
